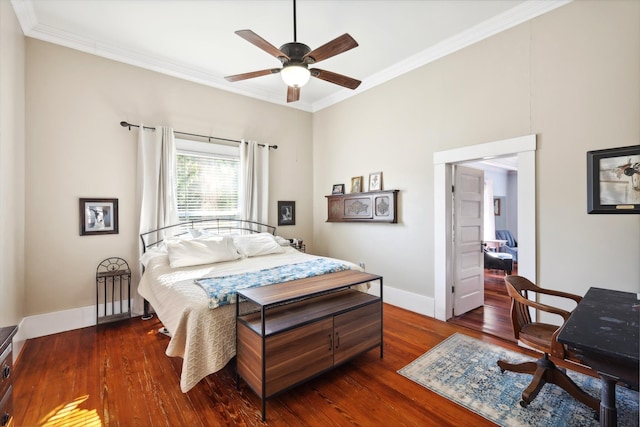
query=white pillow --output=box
[274,235,291,246]
[166,236,240,268]
[233,233,285,257]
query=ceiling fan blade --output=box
[303,33,358,64]
[310,68,361,90]
[287,86,300,103]
[225,68,281,82]
[235,30,289,61]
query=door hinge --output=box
[451,286,455,293]
[452,185,455,193]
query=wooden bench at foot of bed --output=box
[235,270,384,421]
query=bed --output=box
[137,219,364,392]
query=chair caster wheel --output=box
[519,400,529,408]
[499,368,505,374]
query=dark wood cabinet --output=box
[236,270,383,421]
[0,326,17,427]
[326,190,398,223]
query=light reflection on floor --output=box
[39,395,102,427]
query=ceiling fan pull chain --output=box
[293,0,297,42]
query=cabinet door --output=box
[264,318,333,397]
[333,302,382,365]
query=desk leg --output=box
[599,374,617,427]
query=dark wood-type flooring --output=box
[15,265,594,426]
[449,265,517,343]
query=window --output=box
[176,139,240,221]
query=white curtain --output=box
[483,178,496,242]
[134,125,179,313]
[239,140,269,223]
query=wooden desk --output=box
[558,287,639,427]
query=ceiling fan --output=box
[224,0,361,103]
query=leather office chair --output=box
[497,275,600,413]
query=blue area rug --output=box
[398,333,639,427]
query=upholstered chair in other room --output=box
[495,229,518,261]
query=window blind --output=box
[176,150,240,221]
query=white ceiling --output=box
[11,0,569,112]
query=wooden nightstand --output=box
[0,325,17,427]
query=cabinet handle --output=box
[328,334,333,351]
[335,332,340,349]
[1,365,9,379]
[1,412,9,427]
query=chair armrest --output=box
[535,287,582,304]
[511,291,573,322]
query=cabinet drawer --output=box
[264,318,333,397]
[333,302,382,365]
[0,385,13,427]
[0,345,11,400]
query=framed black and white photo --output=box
[332,184,345,195]
[278,200,296,226]
[587,145,640,214]
[80,198,119,235]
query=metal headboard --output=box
[140,218,276,253]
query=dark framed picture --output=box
[369,171,383,191]
[278,201,296,226]
[587,145,640,214]
[493,198,501,216]
[350,176,362,193]
[332,184,345,195]
[80,198,119,235]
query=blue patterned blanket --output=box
[194,258,350,309]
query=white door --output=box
[453,165,484,316]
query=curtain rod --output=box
[119,121,277,149]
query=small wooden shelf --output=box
[238,289,378,336]
[326,190,398,223]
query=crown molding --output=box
[12,0,569,113]
[312,0,571,112]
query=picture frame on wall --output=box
[350,176,362,193]
[587,145,640,214]
[493,198,501,216]
[332,184,345,195]
[80,198,119,235]
[278,201,296,226]
[369,172,383,191]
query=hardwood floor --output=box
[448,265,516,343]
[13,303,543,427]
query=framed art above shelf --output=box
[325,190,398,223]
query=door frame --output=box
[433,134,536,321]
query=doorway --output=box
[449,157,518,341]
[433,134,537,322]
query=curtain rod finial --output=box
[120,121,131,130]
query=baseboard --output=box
[11,305,96,364]
[18,299,139,339]
[383,286,435,317]
[13,290,433,355]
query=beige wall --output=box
[8,0,640,327]
[25,40,312,316]
[313,0,640,300]
[0,1,26,326]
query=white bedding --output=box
[137,246,362,392]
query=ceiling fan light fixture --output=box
[281,64,310,88]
